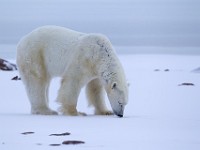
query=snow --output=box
[0,55,200,150]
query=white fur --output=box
[17,26,128,117]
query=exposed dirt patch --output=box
[178,83,195,86]
[20,131,85,146]
[49,144,61,146]
[11,76,21,80]
[21,132,35,135]
[62,140,85,145]
[164,69,170,72]
[154,69,160,72]
[154,69,170,72]
[49,132,71,136]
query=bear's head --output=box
[102,67,128,118]
[80,33,129,117]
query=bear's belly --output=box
[45,49,80,78]
[45,56,72,77]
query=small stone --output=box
[11,76,21,80]
[154,69,160,72]
[164,69,170,72]
[21,132,35,135]
[49,144,61,146]
[178,83,195,86]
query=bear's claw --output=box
[95,110,114,116]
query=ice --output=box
[0,55,200,150]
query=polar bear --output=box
[17,26,128,117]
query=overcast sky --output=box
[0,0,200,47]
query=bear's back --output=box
[18,26,84,53]
[17,26,85,77]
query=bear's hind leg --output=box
[86,79,113,115]
[22,74,57,115]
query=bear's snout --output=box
[113,104,124,118]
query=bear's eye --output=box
[111,82,117,89]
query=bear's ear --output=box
[111,82,117,89]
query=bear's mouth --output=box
[113,104,124,118]
[113,110,123,117]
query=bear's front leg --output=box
[57,77,86,116]
[86,79,113,116]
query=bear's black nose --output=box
[117,114,123,118]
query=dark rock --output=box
[0,58,17,71]
[154,69,160,72]
[178,83,195,86]
[164,69,170,72]
[192,67,200,73]
[49,132,71,136]
[21,132,35,135]
[49,144,61,146]
[62,140,85,145]
[11,76,21,80]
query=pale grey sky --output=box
[0,0,200,47]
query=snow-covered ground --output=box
[0,55,200,150]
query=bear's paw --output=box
[32,108,58,115]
